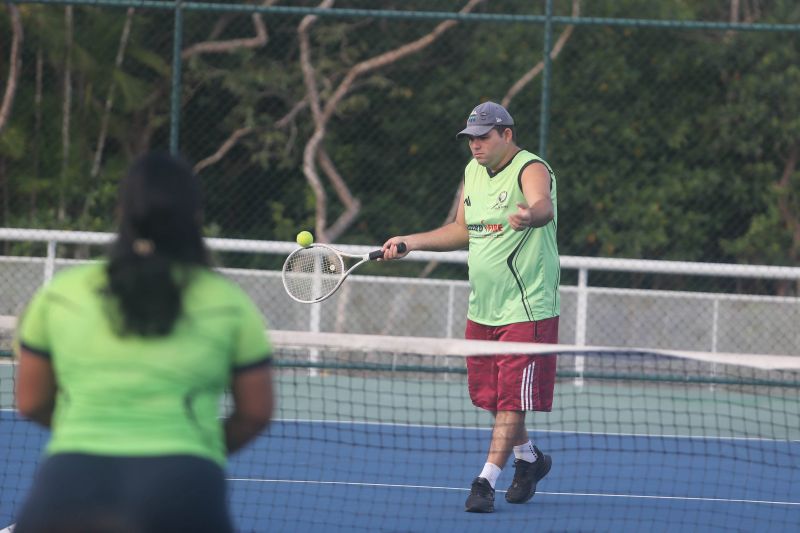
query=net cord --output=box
[270,330,800,371]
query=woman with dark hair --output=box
[13,152,274,533]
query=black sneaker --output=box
[505,447,552,504]
[464,477,495,513]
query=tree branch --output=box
[502,0,580,107]
[31,47,44,218]
[58,6,74,222]
[208,13,235,41]
[90,8,135,179]
[742,0,761,23]
[0,3,23,137]
[317,147,361,242]
[298,0,338,241]
[275,98,308,129]
[194,126,254,173]
[730,0,740,23]
[182,0,275,59]
[298,0,332,124]
[322,0,486,123]
[193,97,308,174]
[182,1,282,174]
[298,0,486,241]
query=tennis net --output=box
[2,326,799,532]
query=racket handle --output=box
[369,242,407,260]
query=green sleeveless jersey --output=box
[16,262,271,466]
[463,149,560,325]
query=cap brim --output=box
[456,124,495,139]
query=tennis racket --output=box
[282,242,407,303]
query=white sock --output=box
[513,440,538,463]
[478,462,502,489]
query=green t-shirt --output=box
[463,149,560,325]
[16,262,271,466]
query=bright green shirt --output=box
[463,149,560,325]
[16,262,271,466]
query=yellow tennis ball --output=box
[296,230,314,247]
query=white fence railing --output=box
[2,228,800,364]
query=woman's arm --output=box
[15,348,57,427]
[224,365,274,454]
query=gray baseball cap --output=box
[456,101,514,138]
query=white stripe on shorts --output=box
[521,360,536,410]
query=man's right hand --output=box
[381,238,410,260]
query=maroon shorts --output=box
[464,317,559,412]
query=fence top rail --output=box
[1,227,799,280]
[17,0,800,32]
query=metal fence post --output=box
[538,0,554,158]
[44,240,57,282]
[446,284,455,339]
[169,0,184,154]
[574,267,588,386]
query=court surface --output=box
[2,411,798,533]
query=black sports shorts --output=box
[14,453,233,533]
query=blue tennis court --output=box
[3,412,798,532]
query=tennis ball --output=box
[296,230,314,247]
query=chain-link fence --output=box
[2,229,799,357]
[1,1,800,348]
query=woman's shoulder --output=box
[187,268,253,306]
[45,262,106,291]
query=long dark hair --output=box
[106,152,210,336]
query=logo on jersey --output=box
[464,196,471,207]
[490,191,509,209]
[467,220,504,233]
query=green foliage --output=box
[0,127,26,159]
[1,0,800,286]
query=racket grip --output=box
[369,242,407,260]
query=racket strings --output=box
[283,248,345,302]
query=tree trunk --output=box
[502,0,580,107]
[59,6,74,223]
[0,3,23,137]
[1,158,7,228]
[32,46,43,220]
[297,0,485,242]
[82,7,136,222]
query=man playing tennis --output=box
[382,101,559,513]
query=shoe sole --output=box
[505,454,552,504]
[465,503,494,513]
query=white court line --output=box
[274,418,800,443]
[227,478,800,507]
[0,414,797,443]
